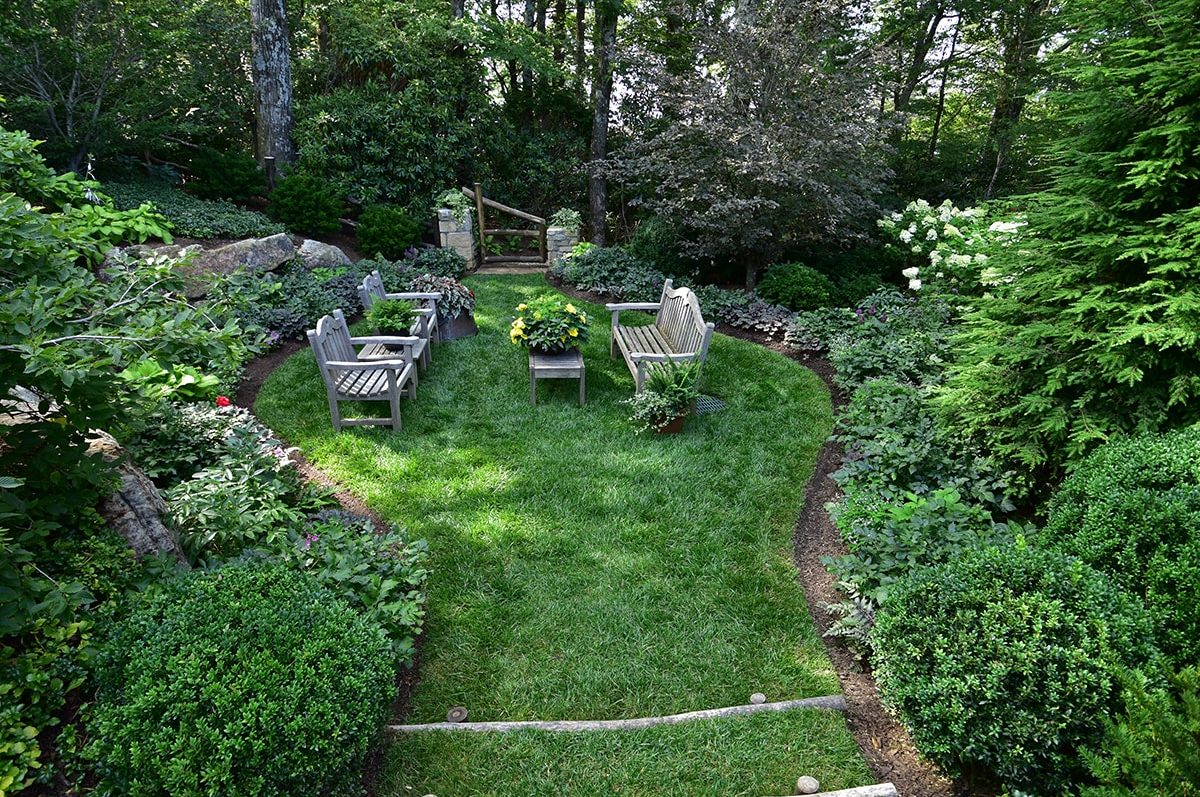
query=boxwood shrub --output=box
[755,262,834,310]
[87,563,396,797]
[357,203,421,259]
[873,545,1159,794]
[1042,427,1200,667]
[268,173,344,236]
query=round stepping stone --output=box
[796,775,821,794]
[750,692,767,705]
[446,706,469,723]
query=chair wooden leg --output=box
[326,391,343,432]
[407,377,417,400]
[390,390,401,431]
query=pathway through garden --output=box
[255,275,872,796]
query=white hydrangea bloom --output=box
[899,229,913,243]
[974,253,989,263]
[935,272,944,278]
[926,228,938,241]
[988,220,1026,234]
[890,211,903,221]
[902,266,920,279]
[948,254,972,267]
[943,223,962,237]
[929,251,943,266]
[908,278,922,291]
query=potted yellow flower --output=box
[510,295,590,353]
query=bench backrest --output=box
[358,271,388,312]
[308,309,358,377]
[654,279,714,358]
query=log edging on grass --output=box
[388,695,846,733]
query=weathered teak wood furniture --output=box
[607,279,715,392]
[529,349,585,406]
[358,270,441,368]
[307,310,419,432]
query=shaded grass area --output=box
[255,275,868,793]
[384,711,868,796]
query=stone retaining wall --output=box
[438,209,477,270]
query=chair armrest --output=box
[386,291,442,301]
[349,335,422,346]
[323,359,410,370]
[605,302,661,312]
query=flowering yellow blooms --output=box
[518,303,528,311]
[565,303,577,314]
[513,318,526,329]
[568,328,578,337]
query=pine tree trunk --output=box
[250,0,296,167]
[588,3,617,245]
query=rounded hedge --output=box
[88,563,395,797]
[357,204,421,260]
[267,173,343,236]
[873,545,1159,794]
[411,246,466,278]
[755,263,834,310]
[1043,427,1200,667]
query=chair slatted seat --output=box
[307,309,419,432]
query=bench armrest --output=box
[628,352,700,363]
[605,302,660,312]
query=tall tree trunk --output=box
[982,0,1050,198]
[574,0,586,87]
[250,0,295,167]
[453,0,465,18]
[928,18,959,158]
[552,0,567,64]
[588,1,617,245]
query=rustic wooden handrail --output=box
[462,184,547,264]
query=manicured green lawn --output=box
[255,275,869,795]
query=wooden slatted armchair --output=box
[307,310,419,432]
[358,270,441,369]
[607,279,715,392]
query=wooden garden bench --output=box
[358,270,441,369]
[307,309,419,432]
[607,279,715,392]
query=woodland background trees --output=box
[2,0,1067,260]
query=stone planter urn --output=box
[545,226,579,267]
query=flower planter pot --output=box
[656,415,687,435]
[440,309,478,340]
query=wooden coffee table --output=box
[529,349,585,406]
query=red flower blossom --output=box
[215,395,232,407]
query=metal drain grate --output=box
[695,394,727,415]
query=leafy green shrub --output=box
[551,246,666,302]
[60,202,173,255]
[826,487,1021,606]
[117,361,219,402]
[626,217,693,277]
[691,285,795,339]
[267,515,429,661]
[1042,427,1200,666]
[409,273,475,319]
[87,564,396,797]
[124,401,278,487]
[411,246,467,279]
[873,545,1160,793]
[755,263,835,310]
[365,299,418,334]
[357,203,421,259]
[104,180,285,238]
[831,379,1016,509]
[185,148,266,202]
[165,443,322,564]
[1083,667,1200,797]
[267,173,343,236]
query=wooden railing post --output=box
[473,182,487,256]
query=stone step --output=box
[474,263,549,275]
